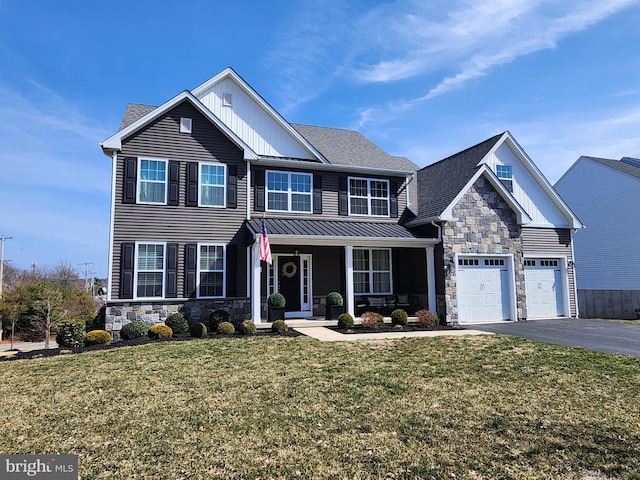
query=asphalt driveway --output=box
[470,318,640,358]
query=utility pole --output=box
[78,262,94,292]
[0,235,12,299]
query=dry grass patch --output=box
[1,336,639,479]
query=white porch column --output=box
[251,240,263,323]
[426,246,436,312]
[345,245,355,317]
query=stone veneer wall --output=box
[104,298,252,335]
[442,178,526,323]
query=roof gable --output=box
[585,156,640,180]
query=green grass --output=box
[1,335,639,479]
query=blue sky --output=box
[1,0,639,278]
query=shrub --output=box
[56,319,86,348]
[416,309,439,328]
[165,312,189,335]
[148,324,173,339]
[120,321,148,340]
[326,291,343,306]
[239,320,257,335]
[390,309,408,326]
[217,321,235,334]
[337,313,354,329]
[83,329,111,346]
[361,311,383,329]
[190,322,208,338]
[209,310,231,331]
[267,292,286,307]
[271,319,288,333]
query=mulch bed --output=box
[329,323,460,335]
[1,329,302,361]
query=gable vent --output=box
[223,93,232,107]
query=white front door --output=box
[525,259,564,318]
[457,257,511,323]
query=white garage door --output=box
[457,257,511,323]
[525,259,564,318]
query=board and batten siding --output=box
[111,100,248,299]
[250,166,409,222]
[521,227,576,317]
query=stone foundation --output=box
[104,298,252,333]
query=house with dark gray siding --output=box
[100,67,582,330]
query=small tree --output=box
[30,283,67,349]
[0,288,25,350]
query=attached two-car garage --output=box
[456,255,567,323]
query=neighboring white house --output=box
[555,156,640,319]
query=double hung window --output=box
[198,244,225,298]
[135,243,165,298]
[200,163,226,207]
[496,165,513,192]
[348,177,389,216]
[138,159,167,204]
[353,248,392,294]
[266,170,312,213]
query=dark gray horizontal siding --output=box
[251,166,409,222]
[522,227,576,316]
[111,100,248,299]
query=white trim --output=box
[251,157,415,177]
[179,117,192,133]
[198,162,227,208]
[265,170,313,213]
[570,230,579,318]
[262,235,438,248]
[196,243,226,299]
[251,240,262,322]
[137,157,168,205]
[133,242,166,300]
[107,151,117,301]
[246,161,252,220]
[523,253,571,319]
[426,246,436,312]
[345,246,354,317]
[269,253,314,318]
[348,176,391,218]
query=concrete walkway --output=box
[295,326,493,342]
[0,341,59,357]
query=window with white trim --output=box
[138,159,167,204]
[198,244,225,298]
[266,170,312,213]
[348,177,389,216]
[200,163,226,207]
[353,248,392,294]
[135,243,165,298]
[496,165,513,192]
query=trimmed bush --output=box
[209,310,231,331]
[416,309,439,328]
[337,313,354,329]
[390,309,408,326]
[271,319,288,333]
[148,324,173,339]
[120,321,148,340]
[361,311,383,329]
[267,292,286,307]
[83,329,111,346]
[190,322,208,338]
[56,319,86,348]
[239,320,257,335]
[217,321,235,334]
[326,291,343,306]
[165,312,189,335]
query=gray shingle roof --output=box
[119,103,156,130]
[585,156,640,179]
[246,218,431,240]
[291,124,419,172]
[415,133,503,221]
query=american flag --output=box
[259,219,272,264]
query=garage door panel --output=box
[457,257,510,323]
[525,259,564,318]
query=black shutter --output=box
[254,168,265,212]
[186,162,198,206]
[123,157,137,204]
[185,244,197,298]
[166,243,178,298]
[226,244,237,297]
[120,242,135,299]
[313,174,322,214]
[227,165,238,208]
[390,180,398,218]
[338,176,348,216]
[168,161,180,206]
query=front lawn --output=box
[1,335,639,479]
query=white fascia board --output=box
[99,90,259,161]
[501,132,584,229]
[192,68,330,164]
[250,157,415,177]
[250,234,439,248]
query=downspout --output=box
[107,151,118,302]
[404,173,415,207]
[570,228,579,318]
